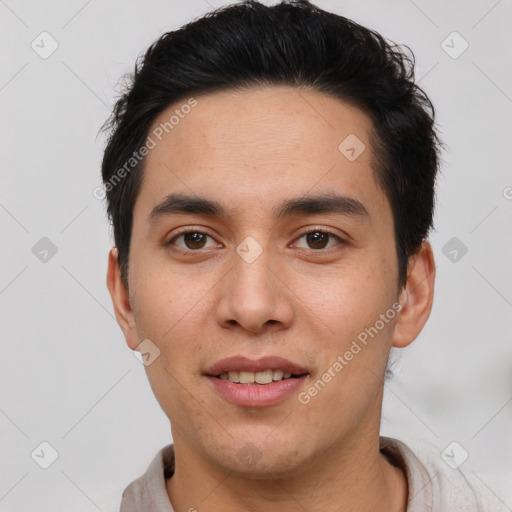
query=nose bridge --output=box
[216,236,293,332]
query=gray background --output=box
[1,0,511,510]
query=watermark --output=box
[503,186,512,200]
[32,236,58,263]
[298,301,402,405]
[31,441,59,469]
[133,338,161,366]
[236,236,264,263]
[237,442,263,468]
[441,441,469,469]
[31,31,59,59]
[338,133,366,161]
[442,236,468,263]
[441,31,469,60]
[93,97,198,200]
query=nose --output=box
[215,242,294,334]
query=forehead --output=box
[134,86,388,225]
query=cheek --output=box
[291,264,392,341]
[130,285,175,343]
[129,265,210,372]
[293,267,398,398]
[129,255,197,337]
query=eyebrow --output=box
[148,192,370,223]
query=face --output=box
[109,86,420,477]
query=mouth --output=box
[215,369,307,385]
[205,356,310,407]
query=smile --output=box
[216,369,304,384]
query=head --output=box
[103,0,439,476]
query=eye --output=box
[167,230,221,252]
[166,227,346,254]
[293,228,345,251]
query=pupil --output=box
[185,232,205,249]
[307,231,327,249]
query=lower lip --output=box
[207,375,309,407]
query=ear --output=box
[106,247,139,350]
[391,240,436,348]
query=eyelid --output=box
[291,226,346,249]
[166,227,221,251]
[166,225,347,254]
[168,226,216,240]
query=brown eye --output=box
[305,231,329,249]
[167,230,219,252]
[182,232,207,249]
[294,229,345,251]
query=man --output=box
[101,1,485,510]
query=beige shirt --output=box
[119,436,487,511]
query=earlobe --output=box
[391,241,436,349]
[106,247,139,350]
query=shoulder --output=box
[380,436,500,512]
[119,444,175,512]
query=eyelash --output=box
[166,227,346,255]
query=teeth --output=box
[217,369,298,385]
[228,371,240,383]
[273,369,284,380]
[239,371,255,384]
[255,370,273,384]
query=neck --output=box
[166,429,408,512]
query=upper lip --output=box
[205,356,309,376]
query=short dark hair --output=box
[100,0,443,291]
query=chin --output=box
[206,437,311,479]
